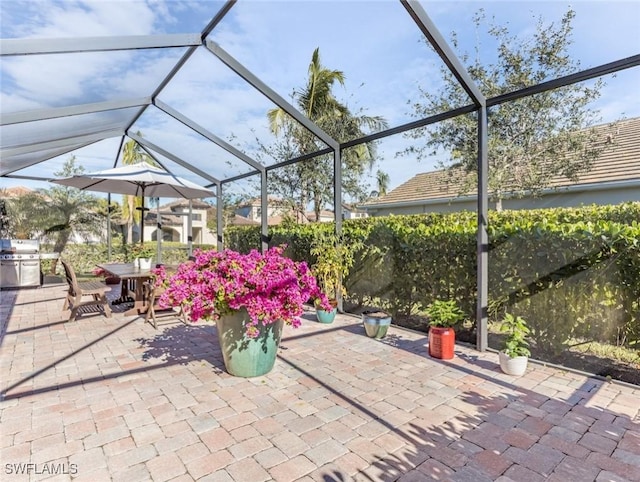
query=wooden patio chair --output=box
[143,281,187,329]
[61,259,112,322]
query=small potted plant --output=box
[310,232,354,323]
[426,299,464,359]
[498,312,530,376]
[362,310,392,339]
[130,244,154,270]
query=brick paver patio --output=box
[1,284,639,481]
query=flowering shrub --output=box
[151,265,169,290]
[157,246,331,338]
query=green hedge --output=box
[42,242,216,277]
[226,202,640,355]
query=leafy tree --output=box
[265,48,389,220]
[405,8,614,210]
[95,198,124,242]
[0,197,8,238]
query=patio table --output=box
[97,262,153,317]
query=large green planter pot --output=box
[216,308,283,377]
[362,311,392,339]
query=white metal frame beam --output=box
[128,132,220,185]
[1,141,98,176]
[1,97,151,126]
[0,34,201,56]
[2,128,123,160]
[154,99,264,173]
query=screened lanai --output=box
[2,2,640,480]
[1,1,639,355]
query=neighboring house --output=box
[342,203,368,220]
[235,196,291,223]
[202,206,261,227]
[306,209,335,223]
[143,199,216,244]
[361,117,640,216]
[235,197,336,224]
[1,186,34,198]
[227,213,259,226]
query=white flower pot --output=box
[138,258,152,270]
[499,351,528,376]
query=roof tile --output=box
[364,117,640,207]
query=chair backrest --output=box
[60,259,79,296]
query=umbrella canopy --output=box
[51,162,215,249]
[50,162,214,199]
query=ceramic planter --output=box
[316,299,338,323]
[216,308,283,377]
[137,258,152,270]
[499,351,528,376]
[362,311,392,339]
[428,326,455,359]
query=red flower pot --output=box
[428,326,455,359]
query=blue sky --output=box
[1,0,639,201]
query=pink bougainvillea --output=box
[155,246,331,338]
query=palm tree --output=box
[267,48,388,221]
[34,157,102,272]
[376,170,390,197]
[121,133,154,243]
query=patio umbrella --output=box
[51,162,214,255]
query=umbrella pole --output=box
[107,193,112,262]
[140,187,145,245]
[188,200,193,257]
[156,201,161,265]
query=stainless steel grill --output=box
[0,239,41,288]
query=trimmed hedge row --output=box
[43,242,216,276]
[226,203,640,355]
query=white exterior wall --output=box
[143,206,216,244]
[244,203,288,222]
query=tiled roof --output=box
[143,212,182,226]
[159,199,211,210]
[363,117,640,207]
[228,214,259,226]
[238,196,287,208]
[0,186,35,198]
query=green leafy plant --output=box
[310,231,355,301]
[426,299,464,328]
[130,243,154,260]
[500,313,531,358]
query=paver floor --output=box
[1,284,639,481]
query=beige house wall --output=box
[364,183,640,216]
